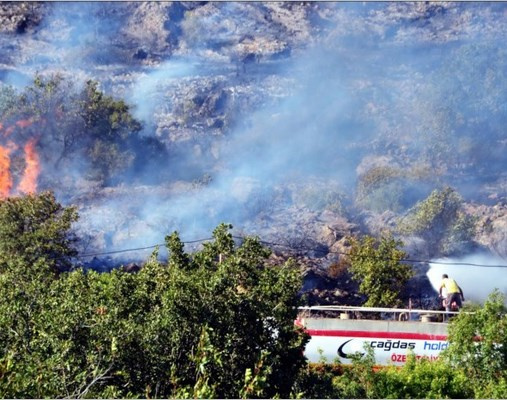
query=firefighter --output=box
[439,274,465,321]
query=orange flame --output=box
[0,145,13,198]
[0,117,42,197]
[18,137,40,195]
[16,119,34,129]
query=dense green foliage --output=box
[294,351,472,399]
[443,290,507,398]
[347,235,412,307]
[397,186,476,255]
[0,191,78,273]
[0,197,307,398]
[372,355,472,399]
[79,80,142,182]
[1,192,506,399]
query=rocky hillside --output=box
[1,2,507,305]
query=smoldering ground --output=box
[1,3,507,264]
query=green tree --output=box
[397,186,476,255]
[347,234,412,307]
[0,221,308,398]
[167,223,308,398]
[0,191,78,274]
[443,290,507,398]
[79,80,141,183]
[0,74,168,187]
[11,74,83,167]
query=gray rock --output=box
[0,2,46,34]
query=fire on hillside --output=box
[0,118,41,197]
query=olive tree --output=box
[0,219,308,398]
[443,290,507,398]
[0,191,78,274]
[397,186,476,255]
[347,234,413,307]
[0,75,168,187]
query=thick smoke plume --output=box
[1,2,507,263]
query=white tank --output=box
[298,306,450,366]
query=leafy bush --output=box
[0,216,308,398]
[440,211,478,255]
[397,186,476,255]
[79,80,142,183]
[0,75,168,187]
[0,191,78,274]
[291,363,344,399]
[444,290,507,398]
[347,234,412,307]
[374,355,472,399]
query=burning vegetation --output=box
[0,3,505,302]
[1,2,507,397]
[0,75,169,198]
[0,119,40,197]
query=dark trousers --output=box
[444,292,462,321]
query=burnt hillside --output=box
[1,2,507,304]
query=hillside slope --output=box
[1,2,507,304]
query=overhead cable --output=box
[74,234,507,268]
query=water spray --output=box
[427,253,507,304]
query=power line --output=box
[239,237,507,268]
[77,237,215,258]
[79,244,164,258]
[406,259,507,268]
[74,234,507,268]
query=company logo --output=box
[338,339,416,358]
[423,341,448,351]
[370,340,416,352]
[337,339,365,359]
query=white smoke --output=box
[427,253,507,305]
[3,2,507,262]
[127,58,199,123]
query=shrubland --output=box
[397,186,477,256]
[0,192,505,398]
[0,194,307,398]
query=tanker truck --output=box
[297,305,456,366]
